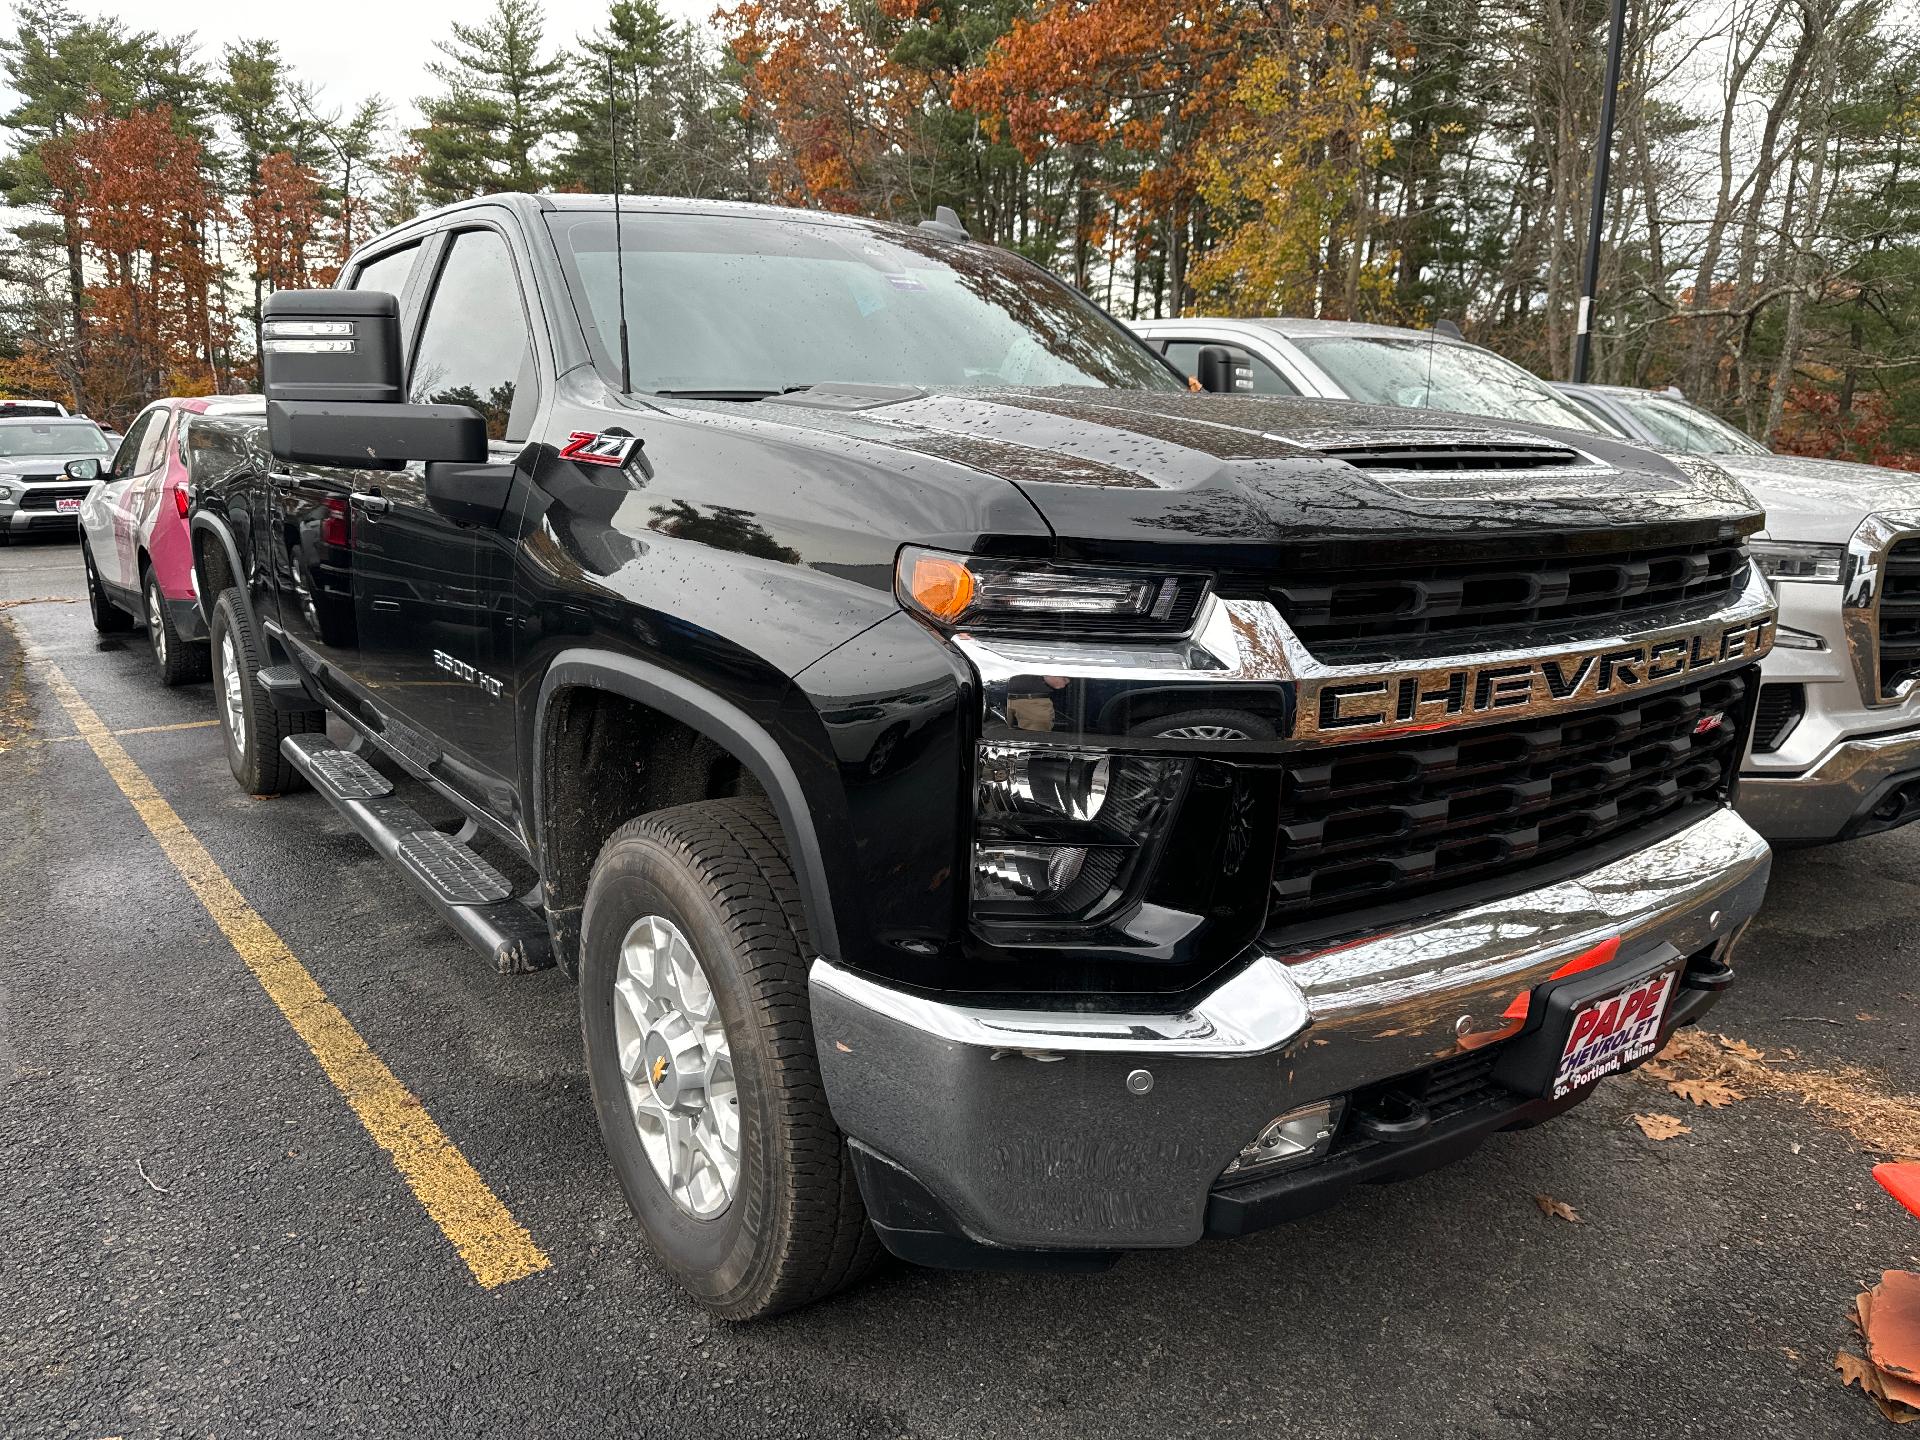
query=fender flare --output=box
[187,512,257,636]
[533,650,842,963]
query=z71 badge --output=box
[559,431,639,467]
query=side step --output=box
[257,665,318,712]
[282,733,553,974]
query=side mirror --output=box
[1195,346,1237,394]
[267,401,487,469]
[260,289,486,468]
[261,289,403,404]
[64,457,101,482]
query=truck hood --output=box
[724,386,1762,566]
[1708,452,1920,545]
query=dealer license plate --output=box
[1551,967,1677,1099]
[54,496,81,513]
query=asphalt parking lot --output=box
[3,532,1917,1439]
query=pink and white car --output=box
[76,395,263,685]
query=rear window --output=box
[1291,335,1605,433]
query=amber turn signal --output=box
[898,549,977,623]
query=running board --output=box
[282,734,553,974]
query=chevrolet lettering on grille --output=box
[1301,613,1776,740]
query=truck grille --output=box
[1270,669,1753,929]
[1272,539,1750,660]
[18,484,88,511]
[1878,538,1920,697]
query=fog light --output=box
[1222,1099,1343,1178]
[972,842,1089,904]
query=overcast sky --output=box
[44,0,719,128]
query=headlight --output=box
[1751,539,1843,584]
[897,547,1208,635]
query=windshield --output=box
[546,211,1183,396]
[1610,392,1771,456]
[0,420,111,457]
[1289,334,1605,433]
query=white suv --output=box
[1131,316,1920,847]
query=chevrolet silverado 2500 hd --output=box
[186,194,1776,1318]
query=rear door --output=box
[350,222,543,822]
[104,406,168,590]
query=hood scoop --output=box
[1313,438,1588,473]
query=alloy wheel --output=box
[147,578,167,667]
[610,914,740,1219]
[219,633,246,756]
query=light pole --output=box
[1573,0,1629,384]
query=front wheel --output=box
[82,537,134,634]
[144,570,208,686]
[580,798,878,1320]
[209,588,320,795]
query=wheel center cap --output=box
[642,1032,680,1106]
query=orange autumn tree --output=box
[243,150,332,293]
[954,0,1394,317]
[40,102,232,415]
[719,0,921,213]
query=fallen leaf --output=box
[1633,1113,1692,1140]
[1783,1347,1801,1362]
[1534,1193,1582,1224]
[1839,1351,1877,1393]
[1860,1012,1880,1023]
[1669,1076,1742,1108]
[1719,1036,1766,1061]
[1639,1059,1680,1082]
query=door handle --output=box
[350,491,391,516]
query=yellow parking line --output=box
[29,719,220,747]
[39,661,550,1290]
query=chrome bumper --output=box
[1740,726,1920,842]
[811,807,1771,1253]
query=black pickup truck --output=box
[186,193,1777,1318]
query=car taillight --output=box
[172,485,189,518]
[321,495,350,548]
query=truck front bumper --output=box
[811,806,1769,1265]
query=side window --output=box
[408,229,538,443]
[1162,340,1299,396]
[110,410,157,480]
[134,409,172,473]
[349,243,421,303]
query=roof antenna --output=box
[607,57,633,395]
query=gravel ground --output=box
[2,532,1915,1439]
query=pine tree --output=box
[413,0,564,202]
[550,0,675,193]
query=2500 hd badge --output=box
[1307,612,1776,738]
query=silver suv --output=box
[0,414,117,540]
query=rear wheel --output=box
[144,568,208,686]
[81,537,134,634]
[209,588,320,795]
[580,798,878,1320]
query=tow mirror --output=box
[260,290,402,405]
[64,457,101,482]
[260,288,485,469]
[1195,346,1237,394]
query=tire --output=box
[144,567,209,686]
[209,588,321,795]
[81,537,134,634]
[580,798,879,1320]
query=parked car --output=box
[0,398,68,418]
[1128,315,1618,435]
[76,395,263,685]
[187,194,1775,1317]
[1554,381,1920,845]
[0,414,116,541]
